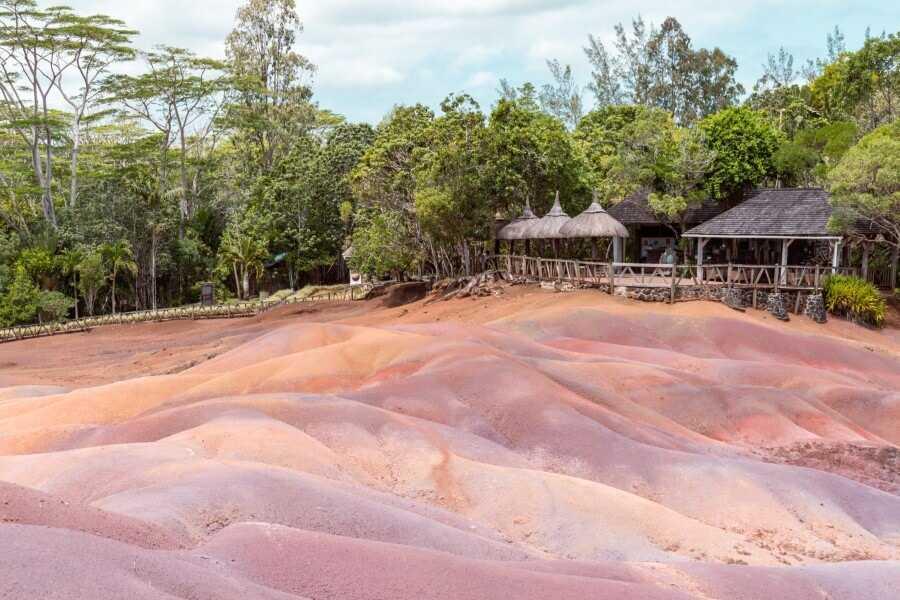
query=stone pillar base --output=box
[804,293,827,324]
[767,292,790,321]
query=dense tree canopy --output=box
[0,1,896,324]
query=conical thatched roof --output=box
[526,191,572,239]
[559,193,629,239]
[497,200,539,240]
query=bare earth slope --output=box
[1,288,898,599]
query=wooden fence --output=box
[0,285,368,344]
[493,255,858,292]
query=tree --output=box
[756,47,796,91]
[76,250,104,316]
[0,264,39,325]
[348,209,416,279]
[52,13,136,208]
[0,0,70,228]
[483,98,587,218]
[828,120,900,282]
[351,104,434,215]
[647,127,715,233]
[57,247,82,318]
[103,46,228,234]
[584,16,743,123]
[699,107,782,200]
[100,239,137,314]
[574,105,674,201]
[218,211,269,299]
[37,289,73,322]
[811,34,900,132]
[539,60,584,129]
[415,94,492,275]
[224,0,317,175]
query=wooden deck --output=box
[492,255,857,292]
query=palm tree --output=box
[100,240,138,315]
[219,233,267,300]
[58,248,83,319]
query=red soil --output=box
[1,287,898,599]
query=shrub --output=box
[38,291,75,323]
[823,275,886,327]
[0,266,41,326]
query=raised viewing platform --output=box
[491,254,858,293]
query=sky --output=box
[71,0,898,124]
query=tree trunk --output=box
[232,263,241,299]
[891,244,899,290]
[69,124,81,208]
[111,270,117,315]
[242,267,250,300]
[73,272,79,320]
[151,233,158,310]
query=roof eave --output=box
[682,233,843,240]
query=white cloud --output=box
[465,70,498,88]
[64,0,884,122]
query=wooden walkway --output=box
[493,255,857,292]
[0,287,368,344]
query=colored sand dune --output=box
[1,290,898,599]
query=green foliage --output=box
[484,98,587,217]
[77,251,106,316]
[0,265,41,326]
[823,275,886,327]
[827,120,900,247]
[37,290,75,323]
[584,16,743,124]
[348,210,417,279]
[699,107,782,200]
[0,230,20,294]
[810,34,900,132]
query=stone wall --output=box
[609,284,824,324]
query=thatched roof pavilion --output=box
[560,194,629,239]
[497,200,539,240]
[527,192,572,239]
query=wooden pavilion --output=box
[682,188,845,279]
[608,190,725,263]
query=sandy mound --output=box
[1,288,898,598]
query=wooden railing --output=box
[0,285,369,344]
[491,255,858,292]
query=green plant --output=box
[0,265,41,326]
[823,275,886,327]
[37,290,75,323]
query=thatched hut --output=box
[497,199,539,254]
[559,193,629,259]
[527,192,572,257]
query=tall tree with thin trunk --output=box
[103,47,227,236]
[225,0,317,175]
[100,239,137,315]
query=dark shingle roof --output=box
[683,188,840,239]
[608,190,723,226]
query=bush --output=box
[38,291,75,323]
[823,275,886,327]
[0,265,41,326]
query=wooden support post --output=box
[814,265,821,291]
[780,238,794,285]
[696,238,708,284]
[670,261,677,304]
[752,288,758,309]
[613,237,623,263]
[891,244,899,290]
[608,262,615,295]
[861,242,870,281]
[831,240,842,273]
[794,292,802,315]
